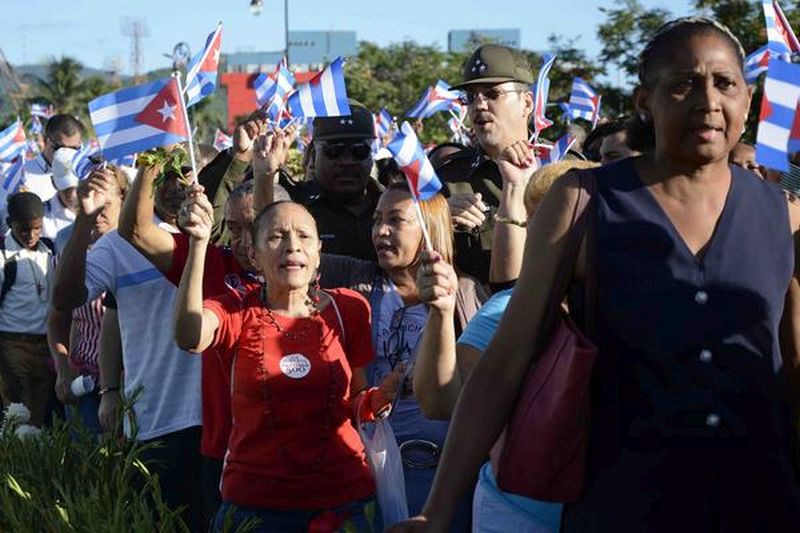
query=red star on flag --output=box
[136,78,189,136]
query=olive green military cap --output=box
[451,44,534,90]
[313,99,376,142]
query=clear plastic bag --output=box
[358,416,409,526]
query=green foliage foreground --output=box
[0,398,188,533]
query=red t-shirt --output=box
[165,233,261,459]
[204,287,376,510]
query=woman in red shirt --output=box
[174,190,389,532]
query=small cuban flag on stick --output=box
[755,58,800,171]
[88,76,190,169]
[386,121,443,251]
[287,57,351,118]
[0,120,27,162]
[531,54,557,142]
[184,22,223,108]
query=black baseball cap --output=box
[313,99,376,142]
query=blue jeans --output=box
[213,497,380,532]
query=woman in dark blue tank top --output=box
[387,17,800,533]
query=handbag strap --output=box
[537,171,596,347]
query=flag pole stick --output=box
[405,176,434,252]
[448,108,467,131]
[172,72,199,183]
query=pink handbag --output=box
[490,172,598,503]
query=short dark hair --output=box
[7,192,44,222]
[44,114,85,140]
[631,17,746,152]
[583,121,629,161]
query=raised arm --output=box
[412,251,479,419]
[389,173,585,531]
[117,163,174,273]
[173,188,219,353]
[489,141,537,287]
[53,170,113,310]
[252,126,297,213]
[208,117,265,243]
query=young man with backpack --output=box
[0,192,56,427]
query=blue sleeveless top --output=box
[564,158,800,531]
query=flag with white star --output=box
[184,22,223,108]
[88,77,189,161]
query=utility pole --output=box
[284,0,290,65]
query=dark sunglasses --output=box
[459,88,524,106]
[319,142,372,161]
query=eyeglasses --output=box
[459,88,525,106]
[319,141,372,161]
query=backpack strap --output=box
[0,245,17,308]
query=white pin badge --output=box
[279,354,312,379]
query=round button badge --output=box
[279,354,311,379]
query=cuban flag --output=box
[407,80,462,119]
[30,103,53,120]
[568,77,601,126]
[89,77,189,162]
[184,22,223,108]
[375,108,393,138]
[745,45,774,85]
[107,154,137,168]
[287,57,351,118]
[213,129,233,151]
[537,134,575,166]
[255,58,295,108]
[533,54,556,135]
[29,116,44,135]
[0,121,27,162]
[763,1,800,54]
[387,121,442,201]
[1,157,24,195]
[71,145,97,180]
[755,58,800,171]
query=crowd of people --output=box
[0,15,799,533]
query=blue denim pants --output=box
[213,497,380,532]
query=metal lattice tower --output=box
[121,17,149,84]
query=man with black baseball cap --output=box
[437,44,535,286]
[303,98,381,260]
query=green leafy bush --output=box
[0,396,187,532]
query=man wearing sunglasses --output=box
[22,114,85,204]
[435,45,535,287]
[302,99,380,260]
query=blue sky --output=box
[1,0,692,74]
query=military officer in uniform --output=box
[438,44,535,286]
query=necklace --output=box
[260,285,320,340]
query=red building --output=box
[219,71,316,131]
